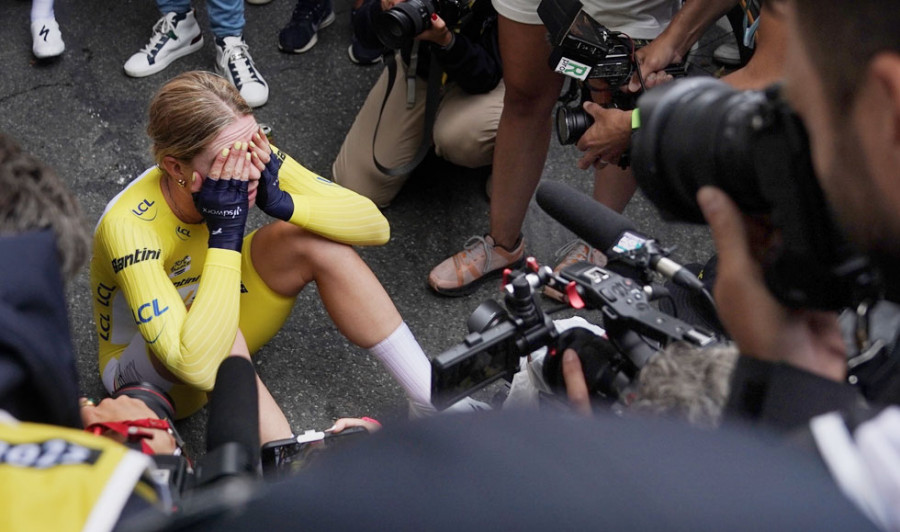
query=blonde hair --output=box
[147,71,253,165]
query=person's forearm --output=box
[659,0,740,59]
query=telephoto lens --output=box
[374,0,436,49]
[556,105,594,145]
[631,77,774,223]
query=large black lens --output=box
[631,77,771,224]
[556,105,594,145]
[374,0,435,49]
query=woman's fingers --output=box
[208,146,230,180]
[231,142,250,182]
[220,141,242,180]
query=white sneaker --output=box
[31,18,65,59]
[215,36,269,108]
[713,39,741,67]
[124,11,203,78]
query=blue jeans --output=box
[156,0,244,38]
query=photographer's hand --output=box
[562,349,593,416]
[625,39,678,93]
[698,186,847,381]
[417,14,453,48]
[80,396,177,455]
[575,103,633,170]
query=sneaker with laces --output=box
[31,18,65,59]
[279,0,335,53]
[428,234,525,297]
[215,36,269,108]
[124,11,203,77]
[542,239,607,302]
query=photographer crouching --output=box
[332,0,503,208]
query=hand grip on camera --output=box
[194,145,250,252]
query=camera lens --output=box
[556,105,594,145]
[113,382,176,420]
[631,77,773,223]
[374,0,435,49]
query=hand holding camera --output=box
[574,102,632,170]
[374,0,469,49]
[697,186,849,382]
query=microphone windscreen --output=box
[206,357,260,455]
[536,181,637,253]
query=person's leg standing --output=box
[426,11,562,296]
[209,0,270,107]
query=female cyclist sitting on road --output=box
[90,71,446,444]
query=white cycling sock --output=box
[368,321,432,407]
[31,0,55,21]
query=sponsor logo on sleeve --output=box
[95,282,116,342]
[111,248,161,274]
[169,255,192,278]
[175,226,192,241]
[131,198,158,221]
[132,298,169,325]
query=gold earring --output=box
[176,178,187,187]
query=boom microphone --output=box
[536,180,705,293]
[196,356,261,484]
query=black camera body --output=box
[430,260,717,409]
[375,0,472,49]
[261,427,369,478]
[539,0,631,85]
[631,78,881,310]
[538,0,684,152]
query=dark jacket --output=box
[356,0,502,94]
[0,230,81,428]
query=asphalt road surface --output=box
[0,0,726,452]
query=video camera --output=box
[537,0,685,153]
[261,426,369,479]
[374,0,472,49]
[630,78,881,310]
[430,257,717,409]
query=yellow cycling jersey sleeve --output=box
[95,217,241,391]
[274,146,391,245]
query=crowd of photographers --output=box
[4,0,900,528]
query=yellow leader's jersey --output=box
[91,148,388,416]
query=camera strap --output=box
[372,46,444,177]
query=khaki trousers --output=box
[333,53,505,207]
